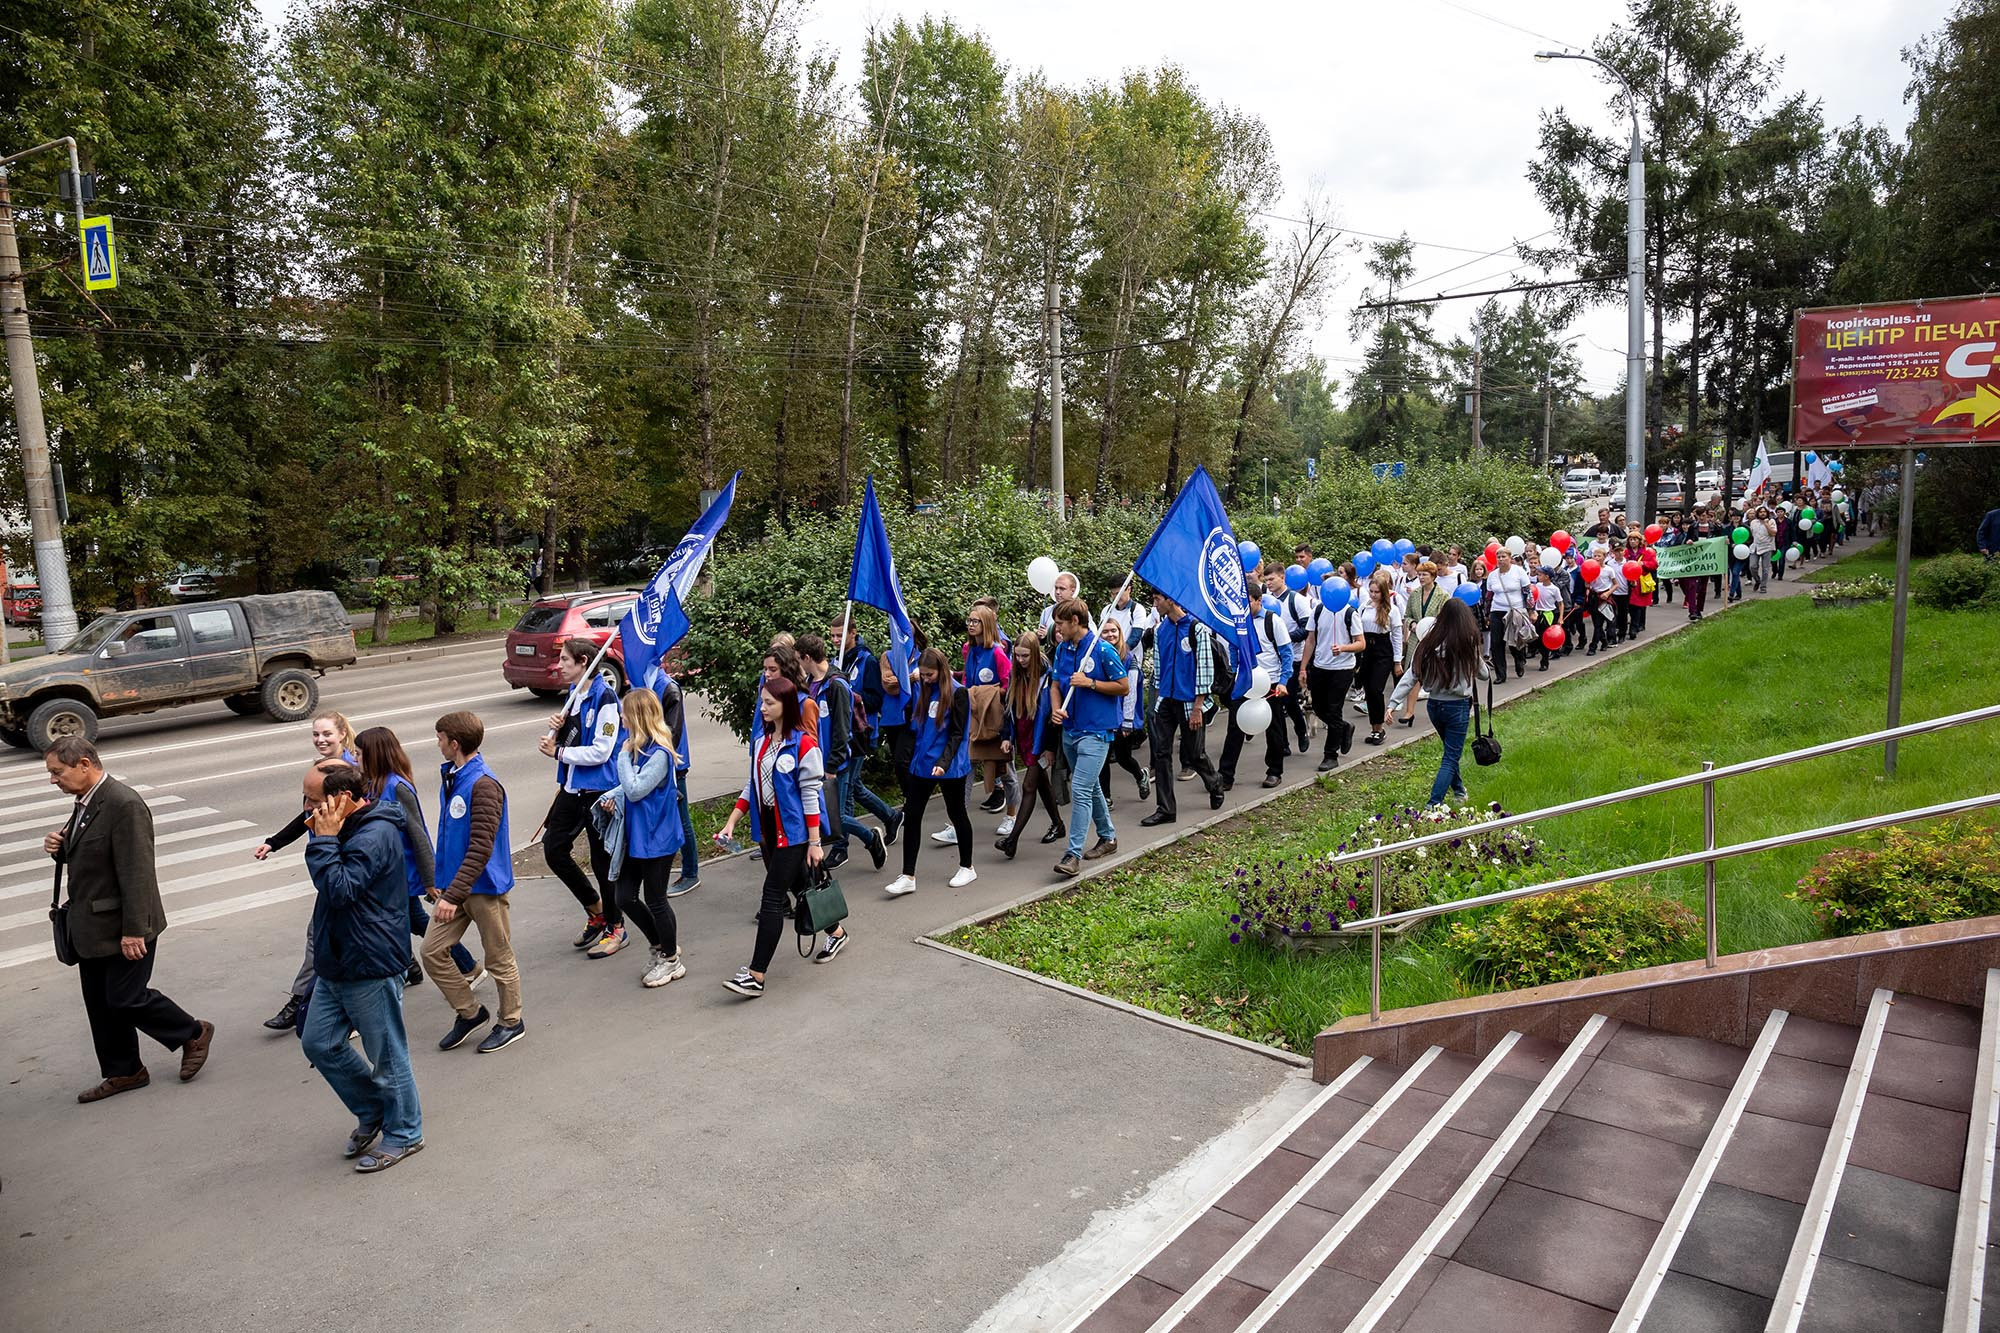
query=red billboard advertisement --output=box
[1792,294,2000,449]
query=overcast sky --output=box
[257,0,1953,401]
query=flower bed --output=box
[1810,574,1893,607]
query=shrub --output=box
[1911,553,2000,610]
[1227,803,1556,945]
[1791,820,2000,936]
[1286,454,1569,563]
[1447,882,1701,989]
[1810,574,1894,604]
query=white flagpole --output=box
[1059,567,1136,711]
[836,599,853,672]
[545,633,619,740]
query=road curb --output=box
[350,632,510,670]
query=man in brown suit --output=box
[44,736,214,1103]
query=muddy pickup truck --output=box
[0,591,358,750]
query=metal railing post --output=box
[1701,761,1718,968]
[1369,854,1384,1024]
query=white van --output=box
[1561,467,1602,498]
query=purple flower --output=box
[1229,914,1241,924]
[1229,932,1242,944]
[1280,925,1291,935]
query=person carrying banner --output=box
[1220,589,1293,784]
[1048,598,1127,876]
[1261,562,1315,753]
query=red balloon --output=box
[1579,558,1602,582]
[1541,625,1566,651]
[1484,542,1501,564]
[1550,530,1572,552]
[1622,560,1644,581]
[1641,548,1658,571]
[1644,523,1664,543]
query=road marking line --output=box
[135,714,556,792]
[0,830,264,897]
[0,818,250,870]
[0,793,181,836]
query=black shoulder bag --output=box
[1470,672,1503,767]
[793,862,850,956]
[50,849,79,967]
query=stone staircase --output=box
[1057,972,2000,1333]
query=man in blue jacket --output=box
[301,759,425,1174]
[1978,505,2000,561]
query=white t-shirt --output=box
[1308,601,1359,671]
[1485,568,1532,614]
[1437,563,1467,596]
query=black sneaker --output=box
[978,790,1008,814]
[1137,771,1151,800]
[1317,756,1339,773]
[814,932,847,964]
[476,1021,526,1054]
[263,995,301,1031]
[883,809,904,846]
[1210,790,1225,810]
[1139,811,1176,827]
[404,961,424,988]
[438,1006,490,1052]
[723,968,764,997]
[869,837,886,870]
[1340,722,1355,755]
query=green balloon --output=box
[1813,521,1825,534]
[1732,526,1750,544]
[1800,507,1815,522]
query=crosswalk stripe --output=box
[0,793,180,837]
[0,856,282,931]
[61,688,520,767]
[0,827,260,893]
[0,880,319,971]
[0,817,251,868]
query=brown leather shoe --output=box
[1083,837,1119,861]
[79,1070,150,1103]
[179,1020,215,1083]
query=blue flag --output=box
[848,476,917,676]
[619,472,739,689]
[1133,465,1257,699]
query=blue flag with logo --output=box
[1133,465,1257,699]
[848,476,917,676]
[619,471,739,689]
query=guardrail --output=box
[1330,704,2000,1023]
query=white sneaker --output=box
[883,874,917,898]
[996,817,1016,838]
[948,866,978,889]
[931,827,959,845]
[1416,689,1430,701]
[642,950,685,989]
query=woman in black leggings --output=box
[1099,619,1150,802]
[1355,568,1404,746]
[600,689,688,989]
[996,632,1065,858]
[882,648,975,897]
[1300,584,1362,771]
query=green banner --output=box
[1653,535,1729,580]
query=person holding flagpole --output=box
[537,639,626,958]
[846,477,921,851]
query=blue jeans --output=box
[845,760,895,825]
[1062,729,1116,858]
[675,777,700,880]
[1728,558,1743,599]
[1426,698,1473,806]
[303,974,423,1151]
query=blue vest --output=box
[747,730,814,846]
[846,642,879,723]
[910,688,971,779]
[963,643,1004,687]
[1156,613,1200,702]
[1054,636,1127,736]
[436,754,513,896]
[383,772,427,898]
[625,742,685,860]
[877,655,911,728]
[557,678,621,791]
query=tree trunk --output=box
[837,49,907,504]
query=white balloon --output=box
[1236,695,1273,736]
[1538,547,1561,571]
[1505,535,1527,557]
[1788,545,1804,561]
[1414,616,1437,641]
[1733,543,1751,560]
[1248,666,1273,697]
[1027,556,1059,597]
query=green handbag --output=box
[792,865,849,954]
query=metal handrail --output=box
[1333,705,2000,1023]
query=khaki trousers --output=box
[422,894,521,1026]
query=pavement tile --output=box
[1599,1023,1749,1088]
[1712,1112,1829,1205]
[1821,1166,1958,1290]
[1391,1126,1500,1206]
[1771,1013,1862,1067]
[1139,1207,1253,1293]
[1643,1271,1770,1332]
[1230,1201,1342,1291]
[1361,1086,1451,1153]
[1880,992,1980,1047]
[1075,1274,1177,1333]
[1795,1254,1944,1332]
[1323,1188,1442,1283]
[1258,1263,1380,1333]
[1451,1181,1658,1309]
[1668,1182,1803,1297]
[1301,1141,1399,1216]
[1493,1034,1568,1084]
[1743,1052,1848,1127]
[1284,1093,1371,1158]
[1510,1114,1697,1221]
[1448,1071,1538,1139]
[1557,1057,1728,1148]
[1865,1031,1976,1112]
[1391,1261,1613,1333]
[1848,1093,1968,1191]
[1170,1275,1267,1332]
[1216,1147,1317,1221]
[1336,1057,1408,1104]
[1412,1048,1484,1094]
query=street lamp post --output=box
[1536,51,1645,526]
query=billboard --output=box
[1792,294,2000,449]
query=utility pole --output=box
[0,140,85,647]
[1047,269,1066,523]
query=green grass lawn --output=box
[945,592,2000,1054]
[1804,540,1900,583]
[364,609,518,647]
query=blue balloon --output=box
[1284,563,1308,592]
[1393,537,1416,557]
[1307,556,1333,580]
[1238,540,1262,571]
[1370,537,1394,561]
[1453,583,1482,606]
[1804,451,1817,464]
[1353,551,1376,578]
[1261,593,1281,615]
[1321,575,1350,605]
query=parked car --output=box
[1560,467,1602,498]
[0,591,358,750]
[164,569,220,602]
[503,589,686,700]
[2,569,38,627]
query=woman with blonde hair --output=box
[593,688,688,988]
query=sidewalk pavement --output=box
[0,541,1865,1333]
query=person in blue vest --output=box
[354,726,479,990]
[871,639,913,848]
[800,633,885,871]
[882,646,976,897]
[592,689,687,989]
[1141,593,1223,826]
[1047,599,1127,877]
[422,711,524,1055]
[537,638,626,957]
[640,663,701,896]
[994,630,1064,859]
[715,675,845,995]
[830,617,900,846]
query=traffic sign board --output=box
[1371,460,1407,481]
[81,216,117,291]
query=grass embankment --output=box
[1803,540,1898,582]
[365,609,518,647]
[945,593,2000,1055]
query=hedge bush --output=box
[1792,820,2000,937]
[1911,553,2000,610]
[1447,882,1701,989]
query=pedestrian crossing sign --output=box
[81,216,117,291]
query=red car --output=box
[502,590,641,699]
[2,565,39,628]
